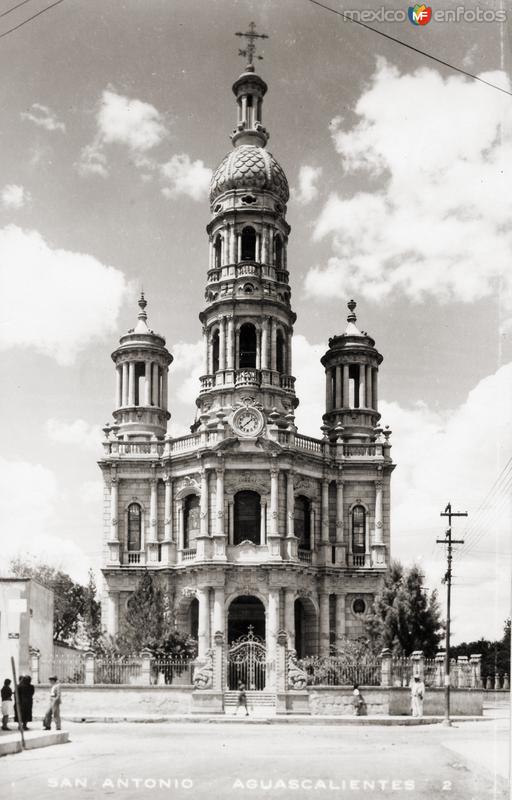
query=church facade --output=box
[99,48,394,691]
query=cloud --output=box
[0,225,131,364]
[21,103,66,133]
[161,154,212,201]
[291,165,322,205]
[305,60,512,324]
[0,457,91,583]
[292,334,511,640]
[46,419,102,451]
[170,339,204,404]
[78,89,168,177]
[1,184,31,209]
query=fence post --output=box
[29,648,40,684]
[503,674,509,691]
[276,630,287,692]
[380,648,392,687]
[435,652,445,688]
[494,673,501,690]
[469,654,482,688]
[457,655,468,688]
[411,650,424,680]
[141,649,152,686]
[84,651,95,686]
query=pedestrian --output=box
[352,683,364,716]
[1,679,13,731]
[16,675,34,730]
[236,682,249,716]
[410,676,425,717]
[43,676,62,730]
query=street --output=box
[1,713,508,800]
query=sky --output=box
[0,0,510,643]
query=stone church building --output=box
[99,44,394,693]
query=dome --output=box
[209,145,289,205]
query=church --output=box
[99,28,394,693]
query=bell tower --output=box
[197,28,297,433]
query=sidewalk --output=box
[49,713,490,725]
[0,728,69,756]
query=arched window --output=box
[352,505,366,554]
[294,495,311,550]
[214,235,222,269]
[239,323,257,368]
[212,329,219,373]
[127,503,142,551]
[241,226,256,261]
[234,490,261,545]
[276,329,285,374]
[275,235,283,268]
[183,494,200,550]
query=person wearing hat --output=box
[43,676,61,731]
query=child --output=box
[237,682,249,716]
[352,683,364,716]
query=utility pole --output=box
[437,502,467,726]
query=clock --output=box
[232,407,264,437]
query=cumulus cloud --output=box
[21,103,66,133]
[0,457,91,583]
[306,60,512,325]
[161,154,212,201]
[46,419,102,451]
[0,225,131,364]
[292,165,322,205]
[170,339,204,404]
[78,89,167,177]
[1,184,31,209]
[292,334,511,639]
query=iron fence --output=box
[94,658,143,685]
[38,656,85,684]
[390,658,413,687]
[298,657,381,687]
[150,660,193,686]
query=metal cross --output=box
[235,22,268,66]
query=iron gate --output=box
[227,626,266,690]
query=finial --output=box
[138,291,147,321]
[235,21,268,68]
[347,299,357,324]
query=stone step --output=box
[224,691,276,706]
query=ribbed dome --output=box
[209,145,289,204]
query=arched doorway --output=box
[227,596,266,690]
[294,597,318,658]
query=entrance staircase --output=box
[223,690,277,717]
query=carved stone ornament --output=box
[193,649,214,690]
[181,587,197,599]
[287,649,308,691]
[376,520,383,528]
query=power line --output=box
[0,0,35,19]
[0,0,64,40]
[307,0,512,97]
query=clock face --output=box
[233,407,263,437]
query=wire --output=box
[0,0,64,39]
[0,0,35,19]
[307,0,512,97]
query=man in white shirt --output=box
[43,676,62,730]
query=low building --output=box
[0,578,53,681]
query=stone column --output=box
[228,499,234,545]
[336,479,344,544]
[270,319,277,371]
[219,317,226,371]
[226,316,234,370]
[84,651,95,686]
[287,330,293,376]
[343,364,349,408]
[237,233,242,263]
[260,500,266,545]
[335,366,342,409]
[197,587,210,659]
[319,592,330,657]
[152,363,159,406]
[470,654,482,688]
[335,593,346,646]
[144,361,151,405]
[200,468,209,538]
[122,362,129,406]
[164,477,172,541]
[213,463,226,561]
[366,365,373,408]
[177,500,184,551]
[325,369,333,412]
[284,588,295,649]
[374,482,383,544]
[411,650,424,680]
[229,224,236,263]
[380,648,392,687]
[268,463,282,559]
[115,366,122,408]
[110,475,119,542]
[321,480,329,544]
[128,362,135,405]
[261,225,268,263]
[141,649,152,685]
[267,588,280,688]
[372,368,378,410]
[146,478,157,543]
[213,587,225,636]
[261,317,269,370]
[359,363,365,408]
[162,368,168,410]
[286,471,295,538]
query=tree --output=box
[365,561,443,657]
[451,618,511,681]
[10,557,92,645]
[114,571,196,659]
[82,569,102,649]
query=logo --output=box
[408,4,432,24]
